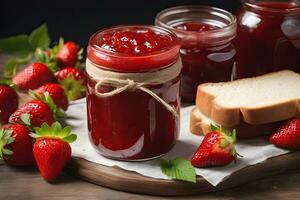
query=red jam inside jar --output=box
[234,0,300,79]
[86,25,181,160]
[156,6,237,102]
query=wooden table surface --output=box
[1,54,300,200]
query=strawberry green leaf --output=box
[160,157,196,183]
[210,124,219,132]
[220,138,230,148]
[0,129,15,158]
[2,148,13,156]
[0,35,33,55]
[50,37,64,56]
[20,113,31,127]
[59,76,85,101]
[34,48,59,72]
[39,92,65,119]
[63,134,77,143]
[32,122,77,144]
[0,78,13,87]
[29,24,50,49]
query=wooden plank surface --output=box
[2,162,300,200]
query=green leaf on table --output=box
[29,24,50,49]
[160,157,196,183]
[0,35,33,55]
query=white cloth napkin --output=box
[67,98,289,186]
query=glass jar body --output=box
[86,73,180,160]
[86,25,181,160]
[234,1,300,79]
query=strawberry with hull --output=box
[191,125,240,168]
[0,115,35,166]
[31,122,77,181]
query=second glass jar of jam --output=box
[155,5,237,102]
[86,25,181,161]
[234,0,300,79]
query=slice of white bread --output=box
[190,107,282,139]
[196,70,300,127]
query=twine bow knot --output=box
[95,78,179,119]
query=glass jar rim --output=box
[88,24,179,58]
[155,5,237,46]
[242,0,300,14]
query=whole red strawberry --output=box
[31,83,69,111]
[269,118,300,149]
[191,125,239,168]
[0,122,35,166]
[55,67,86,100]
[9,100,54,127]
[0,85,18,123]
[12,62,54,90]
[57,41,79,67]
[32,122,77,181]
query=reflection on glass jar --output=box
[155,6,237,102]
[234,0,300,79]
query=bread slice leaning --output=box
[196,70,300,127]
[190,107,282,139]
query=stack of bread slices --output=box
[190,70,300,138]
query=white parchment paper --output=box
[67,98,289,186]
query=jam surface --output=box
[234,2,300,79]
[173,22,235,102]
[88,26,180,71]
[97,28,177,55]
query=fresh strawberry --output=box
[0,85,18,123]
[30,83,69,111]
[31,122,77,181]
[55,67,86,100]
[269,118,300,149]
[57,41,79,67]
[9,100,55,127]
[12,62,55,90]
[191,125,239,168]
[0,122,35,166]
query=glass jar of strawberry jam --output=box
[234,0,300,79]
[155,6,237,102]
[86,25,181,161]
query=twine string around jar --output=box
[86,58,182,119]
[94,78,179,118]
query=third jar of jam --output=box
[155,5,237,102]
[234,0,300,79]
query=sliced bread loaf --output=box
[190,107,282,139]
[196,70,300,127]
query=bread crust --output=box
[196,70,300,126]
[190,107,282,139]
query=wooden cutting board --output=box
[1,54,300,196]
[66,151,300,196]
